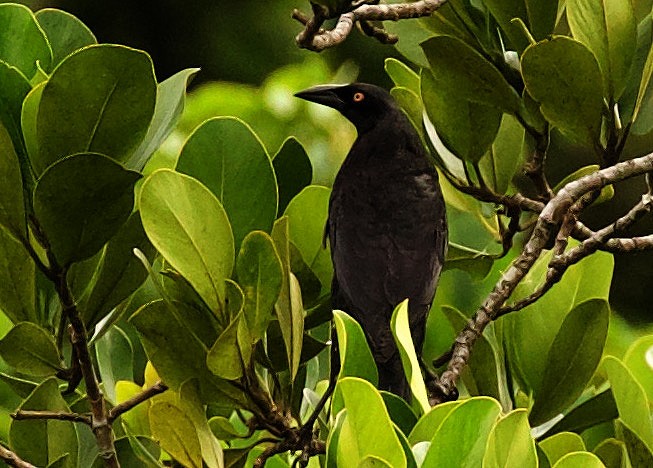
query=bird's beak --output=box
[294,84,347,111]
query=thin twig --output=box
[430,153,653,404]
[0,444,36,468]
[12,409,91,425]
[294,0,448,51]
[108,381,168,423]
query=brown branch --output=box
[294,0,448,51]
[0,444,36,468]
[429,153,653,404]
[108,381,168,423]
[12,409,91,425]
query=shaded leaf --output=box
[0,122,25,239]
[623,335,653,404]
[272,137,313,215]
[33,153,140,266]
[149,401,202,468]
[0,3,51,78]
[479,114,525,195]
[0,322,60,376]
[385,58,420,94]
[0,226,35,324]
[35,44,156,174]
[34,8,96,69]
[483,0,559,51]
[547,390,618,436]
[95,326,133,403]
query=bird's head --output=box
[294,83,400,132]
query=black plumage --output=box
[295,83,447,399]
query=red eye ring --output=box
[353,92,365,102]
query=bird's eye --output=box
[353,92,365,102]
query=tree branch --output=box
[430,153,653,404]
[108,381,168,423]
[293,0,448,51]
[0,444,36,468]
[12,410,91,425]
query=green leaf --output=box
[421,35,521,113]
[443,243,494,279]
[522,37,604,147]
[127,67,199,171]
[271,217,305,380]
[333,310,378,387]
[616,420,653,467]
[380,392,418,436]
[602,355,653,449]
[0,121,25,239]
[484,409,537,468]
[0,227,35,324]
[390,299,429,414]
[539,432,586,465]
[385,58,420,94]
[0,60,31,184]
[553,165,614,205]
[547,390,618,436]
[115,380,151,436]
[20,81,44,176]
[35,44,156,174]
[272,137,313,215]
[77,212,155,328]
[478,114,525,195]
[359,456,393,467]
[384,19,432,68]
[95,326,133,404]
[567,0,637,101]
[0,322,60,376]
[177,117,277,251]
[623,335,653,404]
[10,378,79,467]
[422,397,502,467]
[390,87,424,138]
[421,69,502,162]
[33,153,141,266]
[149,401,202,468]
[0,3,52,78]
[236,231,283,342]
[483,0,559,51]
[529,299,610,426]
[336,377,407,468]
[206,312,249,380]
[283,185,332,289]
[34,8,96,69]
[551,452,606,468]
[503,245,613,395]
[139,169,234,313]
[593,438,626,468]
[408,400,462,444]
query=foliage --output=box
[0,1,652,468]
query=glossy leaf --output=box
[33,153,141,266]
[0,323,60,377]
[547,390,618,436]
[139,169,234,313]
[149,401,202,468]
[539,432,586,465]
[421,35,521,114]
[484,409,537,468]
[483,0,559,51]
[77,213,155,328]
[623,335,653,404]
[0,3,51,78]
[20,81,44,174]
[380,392,418,436]
[10,378,78,467]
[385,58,420,94]
[530,299,610,426]
[333,310,378,386]
[236,231,283,342]
[115,380,151,436]
[479,114,525,195]
[271,217,305,380]
[551,452,606,468]
[391,87,424,138]
[0,122,25,239]
[408,400,462,444]
[0,227,35,323]
[272,137,313,215]
[421,69,502,162]
[336,377,407,468]
[602,356,653,449]
[390,299,430,414]
[284,185,331,289]
[522,37,604,147]
[553,165,614,205]
[422,397,502,467]
[206,312,249,380]
[35,44,156,174]
[567,0,637,101]
[177,117,277,250]
[34,8,96,68]
[95,326,133,403]
[0,60,31,175]
[127,67,199,171]
[503,245,613,395]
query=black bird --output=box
[295,83,447,399]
